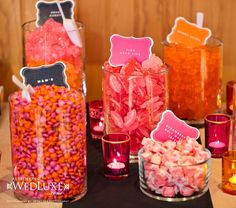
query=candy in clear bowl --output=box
[138,137,211,201]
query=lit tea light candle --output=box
[102,133,130,179]
[209,140,225,148]
[222,150,236,195]
[107,158,125,170]
[229,174,236,185]
[89,100,104,139]
[93,121,104,132]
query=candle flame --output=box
[99,121,103,127]
[113,158,117,163]
[117,152,121,157]
[229,174,236,185]
[232,163,235,170]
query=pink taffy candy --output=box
[169,167,184,179]
[162,186,175,197]
[140,136,210,198]
[150,154,161,165]
[141,137,154,146]
[141,151,152,161]
[142,54,163,72]
[180,186,195,196]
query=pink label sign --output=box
[108,34,153,67]
[151,110,200,142]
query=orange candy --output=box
[164,40,222,121]
[27,60,83,90]
[10,85,87,201]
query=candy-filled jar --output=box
[163,38,222,124]
[9,85,87,201]
[22,19,85,92]
[103,56,168,161]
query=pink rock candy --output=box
[25,19,82,65]
[140,137,210,197]
[25,19,83,90]
[103,55,167,154]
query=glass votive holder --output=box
[222,150,236,195]
[226,81,236,114]
[102,133,130,180]
[88,100,104,139]
[205,114,231,158]
[138,148,211,201]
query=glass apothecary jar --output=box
[163,38,223,125]
[9,85,87,201]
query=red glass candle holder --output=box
[205,114,231,158]
[222,150,236,195]
[226,81,236,114]
[102,133,130,180]
[88,100,104,139]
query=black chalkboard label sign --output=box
[36,0,74,26]
[20,62,69,89]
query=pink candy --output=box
[140,137,210,198]
[24,19,84,90]
[103,55,167,154]
[25,19,82,64]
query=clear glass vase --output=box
[102,64,168,162]
[9,85,87,201]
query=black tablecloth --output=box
[63,140,213,206]
[63,108,213,208]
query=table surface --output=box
[0,104,235,208]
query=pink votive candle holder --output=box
[88,100,104,139]
[205,114,231,158]
[102,133,130,180]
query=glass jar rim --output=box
[8,85,84,102]
[102,133,130,144]
[227,81,236,87]
[204,113,231,124]
[22,19,84,29]
[161,37,223,49]
[102,63,169,77]
[223,150,236,162]
[138,148,211,167]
